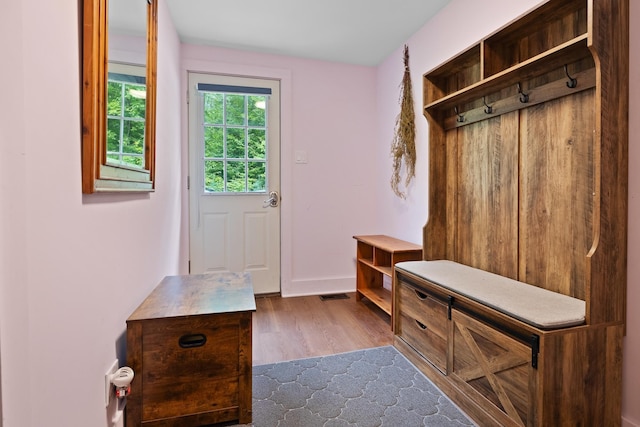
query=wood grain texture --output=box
[396,280,448,373]
[424,44,482,102]
[455,112,519,278]
[140,316,241,421]
[125,321,143,426]
[353,236,422,326]
[451,311,531,427]
[585,0,629,325]
[127,273,256,321]
[519,90,595,298]
[145,0,158,186]
[483,0,587,77]
[353,235,422,254]
[126,274,255,426]
[414,0,627,425]
[423,115,448,261]
[536,324,623,426]
[252,293,393,366]
[81,0,106,193]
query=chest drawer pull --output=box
[414,289,428,300]
[178,333,207,348]
[415,320,428,330]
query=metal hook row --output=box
[453,64,579,121]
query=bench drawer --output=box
[396,280,448,373]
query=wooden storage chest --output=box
[125,272,256,427]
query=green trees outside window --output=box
[202,92,268,193]
[106,71,146,169]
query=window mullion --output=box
[119,83,126,163]
[244,95,249,192]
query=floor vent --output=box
[320,294,349,301]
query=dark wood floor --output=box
[252,293,394,365]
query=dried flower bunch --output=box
[390,45,417,199]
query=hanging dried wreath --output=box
[390,45,416,199]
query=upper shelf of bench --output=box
[395,260,585,330]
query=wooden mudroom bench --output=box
[392,0,629,426]
[393,260,611,427]
[396,260,585,330]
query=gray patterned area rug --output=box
[232,346,475,427]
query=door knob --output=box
[263,191,279,208]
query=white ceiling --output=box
[112,0,451,67]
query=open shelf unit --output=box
[353,235,422,323]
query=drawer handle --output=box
[415,320,427,330]
[414,290,428,300]
[179,333,207,348]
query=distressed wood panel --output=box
[424,116,449,260]
[454,113,519,278]
[518,89,595,298]
[537,324,623,425]
[450,311,532,427]
[141,316,241,421]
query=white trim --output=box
[283,276,356,298]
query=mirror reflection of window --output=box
[107,63,146,169]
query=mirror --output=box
[81,0,157,193]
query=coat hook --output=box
[564,65,577,88]
[483,96,493,114]
[454,106,464,123]
[517,83,529,103]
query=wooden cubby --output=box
[424,0,594,132]
[394,0,629,425]
[353,235,422,326]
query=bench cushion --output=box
[395,260,585,329]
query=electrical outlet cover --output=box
[105,359,119,407]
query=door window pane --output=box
[248,95,266,126]
[204,127,224,157]
[204,93,223,124]
[226,161,246,192]
[248,161,266,192]
[200,91,269,193]
[204,161,224,192]
[226,128,245,158]
[225,95,245,126]
[248,129,266,159]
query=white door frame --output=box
[182,61,293,295]
[188,73,280,294]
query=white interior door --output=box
[188,72,280,294]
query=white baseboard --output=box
[282,276,355,298]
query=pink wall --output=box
[0,0,184,425]
[376,1,639,425]
[180,44,380,297]
[0,1,31,424]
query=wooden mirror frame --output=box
[81,0,158,193]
